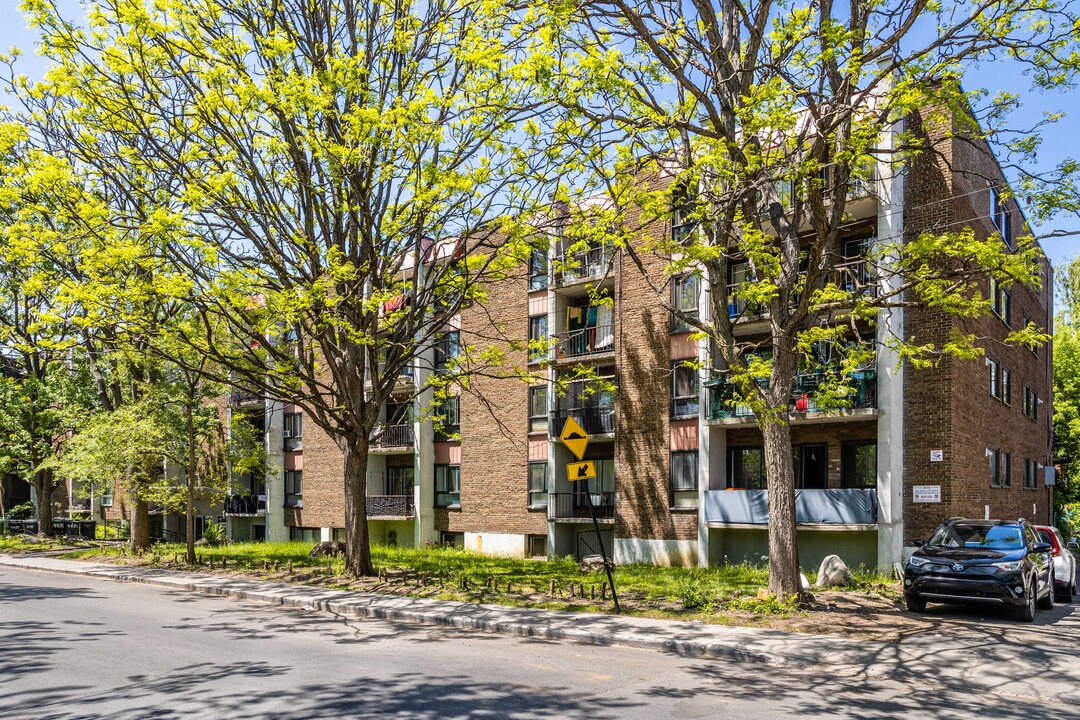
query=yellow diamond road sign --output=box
[567,461,596,482]
[559,416,590,460]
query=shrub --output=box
[677,571,714,611]
[202,521,226,547]
[8,502,35,520]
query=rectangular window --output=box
[670,451,699,508]
[1002,367,1012,405]
[283,412,303,451]
[726,261,759,318]
[435,465,461,507]
[1024,316,1039,357]
[841,441,877,488]
[284,470,303,507]
[671,363,700,418]
[434,395,460,439]
[672,204,695,245]
[989,449,1000,487]
[1002,452,1012,487]
[528,314,548,362]
[435,331,460,373]
[528,385,548,433]
[527,534,547,557]
[989,277,1011,325]
[1024,458,1038,489]
[289,526,321,543]
[528,462,548,507]
[440,531,464,548]
[728,447,765,489]
[671,274,700,333]
[988,357,999,398]
[1023,386,1039,421]
[99,484,113,507]
[529,245,548,290]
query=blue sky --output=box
[0,3,1076,273]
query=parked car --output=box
[904,518,1055,621]
[1036,525,1077,603]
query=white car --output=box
[1037,526,1077,603]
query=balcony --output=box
[706,369,877,421]
[228,390,263,407]
[224,494,266,516]
[553,325,615,360]
[548,492,615,521]
[830,260,878,298]
[370,423,416,451]
[704,488,878,526]
[367,494,415,519]
[551,406,615,437]
[553,247,615,288]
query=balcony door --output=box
[386,466,415,496]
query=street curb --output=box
[0,555,806,667]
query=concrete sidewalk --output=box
[3,552,1079,703]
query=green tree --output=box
[19,0,552,575]
[1054,257,1080,511]
[533,0,1075,594]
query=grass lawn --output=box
[62,541,897,620]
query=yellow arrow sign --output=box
[559,415,590,460]
[566,460,596,482]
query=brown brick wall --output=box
[902,109,1054,541]
[451,248,546,537]
[286,415,344,529]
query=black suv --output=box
[904,518,1055,621]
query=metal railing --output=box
[370,423,416,449]
[367,494,415,518]
[228,390,263,406]
[551,406,615,436]
[553,247,615,287]
[553,325,615,358]
[830,260,878,298]
[707,369,877,420]
[548,492,615,520]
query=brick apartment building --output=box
[203,106,1054,573]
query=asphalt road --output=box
[1,566,1077,720]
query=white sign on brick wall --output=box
[913,485,941,503]
[930,450,943,462]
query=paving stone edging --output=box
[0,554,824,667]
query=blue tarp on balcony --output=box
[704,488,878,525]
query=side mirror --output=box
[912,539,924,547]
[1032,542,1053,554]
[1068,541,1079,551]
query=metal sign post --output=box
[560,416,620,613]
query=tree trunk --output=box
[343,439,375,577]
[186,404,197,565]
[130,495,151,552]
[33,469,55,536]
[762,418,801,598]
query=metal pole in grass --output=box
[583,489,620,613]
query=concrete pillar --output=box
[265,399,288,542]
[876,95,906,572]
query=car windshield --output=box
[928,524,1024,550]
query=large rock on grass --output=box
[815,554,853,588]
[309,540,346,558]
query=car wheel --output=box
[906,595,926,613]
[1015,579,1037,622]
[1038,571,1055,610]
[1057,576,1074,603]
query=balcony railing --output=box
[228,390,263,407]
[367,494,415,518]
[553,325,615,359]
[370,423,416,449]
[830,260,878,298]
[553,247,615,287]
[548,492,615,520]
[551,406,615,436]
[707,369,876,420]
[704,488,878,525]
[224,494,266,516]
